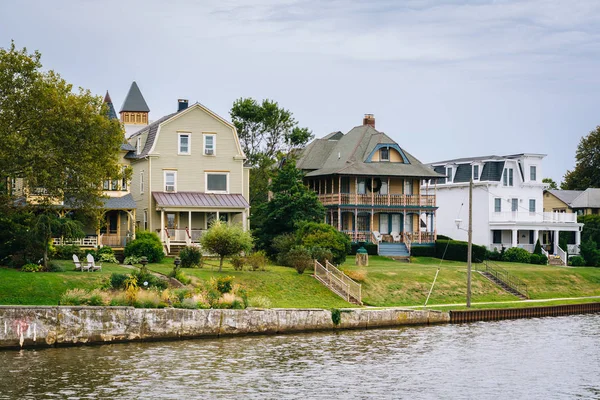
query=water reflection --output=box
[1,314,599,399]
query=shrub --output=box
[272,233,297,259]
[215,276,235,294]
[180,297,199,309]
[87,289,108,306]
[486,249,502,261]
[200,221,253,271]
[437,235,453,240]
[349,242,378,256]
[246,251,268,271]
[54,244,83,260]
[109,292,129,306]
[21,263,43,272]
[529,254,541,265]
[174,271,191,285]
[248,295,272,308]
[296,222,351,265]
[570,255,586,267]
[230,255,245,271]
[97,246,115,256]
[538,255,548,265]
[47,260,66,272]
[134,290,161,308]
[345,269,367,282]
[123,255,142,265]
[287,246,313,274]
[110,273,129,289]
[533,239,542,255]
[60,289,89,305]
[124,232,164,263]
[501,247,531,263]
[410,245,436,258]
[133,270,168,290]
[580,238,600,267]
[179,246,203,268]
[310,246,333,266]
[435,240,486,262]
[98,252,119,264]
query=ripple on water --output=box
[0,314,599,399]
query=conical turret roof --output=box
[104,90,118,120]
[120,81,150,113]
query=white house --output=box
[426,153,582,265]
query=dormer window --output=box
[530,166,537,181]
[380,147,389,162]
[473,165,479,181]
[446,167,453,183]
[503,168,514,186]
[136,137,141,155]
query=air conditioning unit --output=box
[205,149,214,155]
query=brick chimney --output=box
[363,114,375,128]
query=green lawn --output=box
[0,261,132,305]
[148,258,352,309]
[339,256,600,307]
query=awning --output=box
[152,192,249,209]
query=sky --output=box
[2,0,599,183]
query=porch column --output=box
[533,230,539,246]
[575,229,581,249]
[338,176,341,203]
[337,208,341,231]
[370,209,374,235]
[511,229,518,248]
[216,211,220,222]
[132,208,136,239]
[160,209,165,241]
[354,208,358,241]
[418,211,422,243]
[387,177,390,206]
[553,230,560,253]
[188,211,192,230]
[371,177,374,205]
[242,210,248,231]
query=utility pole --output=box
[467,178,473,308]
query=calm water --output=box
[1,314,599,399]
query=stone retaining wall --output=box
[0,306,449,349]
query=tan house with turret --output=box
[121,83,250,255]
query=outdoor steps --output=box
[379,242,410,258]
[168,244,186,256]
[549,257,565,266]
[480,271,528,300]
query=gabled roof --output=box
[126,112,178,159]
[296,125,440,178]
[120,81,150,113]
[547,189,583,206]
[104,91,118,120]
[571,188,600,208]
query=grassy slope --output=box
[340,256,600,307]
[0,261,131,305]
[148,259,352,309]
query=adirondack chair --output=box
[73,254,90,272]
[87,253,102,272]
[391,231,401,242]
[372,231,383,243]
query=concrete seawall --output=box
[0,306,450,349]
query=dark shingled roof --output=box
[547,189,583,205]
[104,91,118,120]
[480,161,505,181]
[296,125,441,179]
[127,112,178,159]
[102,194,137,210]
[120,143,136,152]
[120,81,150,113]
[153,192,249,209]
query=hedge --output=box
[349,242,379,255]
[410,245,436,257]
[434,240,487,262]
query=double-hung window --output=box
[529,199,536,213]
[178,133,190,155]
[446,167,453,183]
[357,178,366,194]
[380,147,389,161]
[164,171,177,192]
[136,137,142,155]
[473,165,479,181]
[530,166,537,181]
[511,198,518,212]
[204,134,215,156]
[206,173,228,193]
[140,171,144,194]
[503,168,514,187]
[494,198,501,212]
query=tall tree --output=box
[230,98,313,167]
[252,161,325,250]
[542,178,558,190]
[562,126,600,190]
[0,42,124,210]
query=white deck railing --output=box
[517,244,535,252]
[557,246,567,266]
[52,236,98,247]
[490,212,577,223]
[567,244,579,255]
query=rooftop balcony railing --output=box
[318,193,436,207]
[490,212,577,223]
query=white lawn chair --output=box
[372,231,383,243]
[391,231,401,242]
[87,253,102,272]
[73,254,90,272]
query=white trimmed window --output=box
[511,198,518,212]
[380,147,389,161]
[529,199,536,213]
[473,165,479,181]
[204,134,216,156]
[494,198,501,212]
[140,171,144,194]
[178,133,190,155]
[530,166,537,181]
[503,168,514,187]
[136,137,142,155]
[121,166,128,191]
[143,210,148,230]
[164,171,177,192]
[206,173,228,193]
[446,167,453,183]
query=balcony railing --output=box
[341,230,435,244]
[53,236,98,248]
[318,193,436,207]
[490,212,577,223]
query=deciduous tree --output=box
[562,126,600,190]
[200,221,253,271]
[542,178,558,190]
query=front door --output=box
[166,213,178,229]
[379,213,389,234]
[391,214,402,234]
[100,211,119,246]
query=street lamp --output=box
[455,180,473,308]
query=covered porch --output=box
[152,192,250,253]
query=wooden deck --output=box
[317,193,436,207]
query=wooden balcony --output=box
[341,230,436,244]
[318,193,436,208]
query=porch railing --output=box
[318,193,436,207]
[99,234,130,247]
[517,244,535,253]
[557,246,567,266]
[490,212,577,223]
[482,260,529,299]
[567,244,579,255]
[52,236,98,248]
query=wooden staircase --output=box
[313,260,362,305]
[480,260,529,300]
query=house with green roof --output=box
[296,114,442,257]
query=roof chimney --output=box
[178,99,189,112]
[363,114,375,128]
